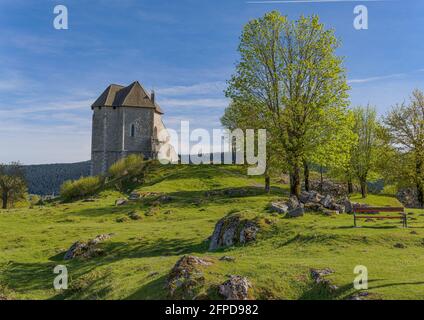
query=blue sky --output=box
[0,0,423,164]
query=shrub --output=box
[60,176,102,201]
[108,154,147,179]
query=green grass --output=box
[1,164,424,300]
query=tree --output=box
[0,162,27,209]
[225,12,349,197]
[350,105,378,198]
[384,89,424,207]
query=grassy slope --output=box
[1,164,424,300]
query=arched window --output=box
[130,124,135,137]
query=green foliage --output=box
[0,162,27,209]
[107,155,149,193]
[225,11,350,195]
[108,154,147,180]
[60,176,102,202]
[384,89,424,206]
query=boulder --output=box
[209,213,259,251]
[268,201,289,214]
[287,207,304,218]
[115,199,127,206]
[287,195,303,210]
[310,268,338,292]
[167,255,213,299]
[64,234,112,260]
[320,194,334,208]
[128,192,141,200]
[219,275,252,300]
[397,188,422,208]
[128,211,141,220]
[220,256,236,262]
[338,197,353,213]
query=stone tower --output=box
[90,81,175,176]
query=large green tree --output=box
[0,162,27,209]
[225,11,349,197]
[384,89,424,207]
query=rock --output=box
[224,188,249,197]
[209,213,259,251]
[164,210,173,215]
[347,291,369,300]
[268,201,289,214]
[287,195,303,210]
[219,275,252,300]
[410,231,418,235]
[309,179,358,197]
[323,210,339,216]
[128,192,141,200]
[339,197,353,214]
[320,194,333,208]
[115,199,127,206]
[287,207,304,218]
[128,211,141,220]
[158,195,173,203]
[64,234,112,260]
[397,188,422,208]
[310,268,338,292]
[220,256,236,262]
[116,216,129,223]
[304,202,325,212]
[394,243,406,249]
[167,255,213,299]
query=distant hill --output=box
[24,161,91,195]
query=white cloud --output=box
[160,98,228,108]
[157,81,226,96]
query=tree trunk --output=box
[347,177,353,194]
[290,166,301,198]
[2,191,7,209]
[360,179,367,199]
[304,161,309,192]
[265,175,271,194]
[415,156,424,207]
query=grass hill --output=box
[1,164,423,300]
[24,161,91,195]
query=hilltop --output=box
[1,164,423,300]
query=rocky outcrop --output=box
[64,234,113,260]
[310,268,338,292]
[309,179,358,197]
[167,255,213,299]
[209,213,259,251]
[115,199,127,206]
[269,192,351,216]
[269,196,304,217]
[397,188,422,208]
[219,275,252,300]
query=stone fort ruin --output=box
[90,81,176,175]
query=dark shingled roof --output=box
[91,81,164,114]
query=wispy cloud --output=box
[157,81,226,96]
[160,98,228,108]
[348,68,424,84]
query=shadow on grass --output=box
[69,186,287,217]
[125,275,168,300]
